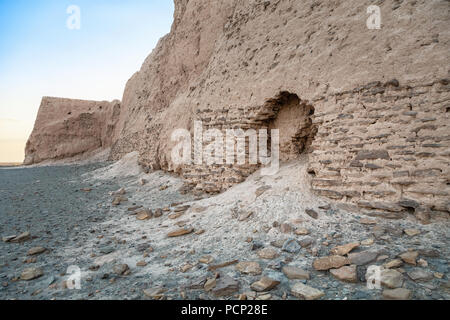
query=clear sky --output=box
[0,0,174,163]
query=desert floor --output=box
[0,154,448,300]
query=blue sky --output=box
[0,0,174,162]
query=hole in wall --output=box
[404,207,416,215]
[265,91,316,162]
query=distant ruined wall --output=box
[24,97,121,165]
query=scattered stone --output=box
[305,209,318,219]
[192,205,208,213]
[20,267,44,281]
[11,231,31,243]
[319,204,331,210]
[360,218,377,225]
[127,205,142,211]
[208,260,239,271]
[101,273,109,280]
[251,241,264,251]
[257,294,272,300]
[136,261,148,267]
[361,238,374,246]
[180,263,193,273]
[280,223,292,233]
[136,209,153,220]
[112,187,126,195]
[298,236,315,248]
[194,229,205,235]
[255,186,271,197]
[27,247,46,256]
[330,265,357,283]
[89,264,100,271]
[169,212,184,219]
[236,262,262,275]
[188,277,207,290]
[238,211,254,221]
[143,287,166,299]
[348,251,378,266]
[417,258,428,267]
[404,229,420,237]
[257,248,279,260]
[282,266,310,280]
[175,219,187,226]
[113,264,129,275]
[418,248,440,258]
[139,179,147,186]
[294,228,309,236]
[399,251,418,265]
[24,257,37,264]
[282,238,301,253]
[204,278,217,292]
[212,275,239,297]
[330,242,360,256]
[112,196,127,206]
[407,268,433,282]
[99,246,115,254]
[313,255,349,271]
[291,282,325,300]
[167,227,194,238]
[383,288,412,300]
[384,259,403,269]
[173,205,190,212]
[2,235,17,242]
[270,239,285,248]
[153,208,163,218]
[251,277,280,292]
[268,261,283,271]
[371,225,385,239]
[199,256,214,264]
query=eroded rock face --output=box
[109,0,449,217]
[26,0,450,218]
[25,97,121,165]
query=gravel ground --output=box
[0,158,448,300]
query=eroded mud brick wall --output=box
[308,79,450,220]
[181,79,449,222]
[90,0,450,218]
[25,97,121,165]
[180,92,317,194]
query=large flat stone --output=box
[291,282,325,300]
[282,266,310,280]
[313,255,349,271]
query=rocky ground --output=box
[0,154,448,300]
